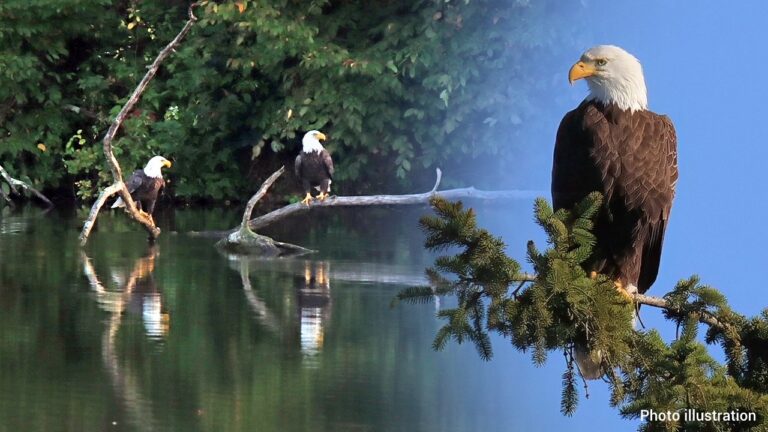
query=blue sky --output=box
[477,1,768,429]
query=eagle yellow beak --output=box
[315,132,327,141]
[569,61,597,84]
[163,160,172,168]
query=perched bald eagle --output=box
[553,45,678,378]
[111,155,172,224]
[295,130,334,206]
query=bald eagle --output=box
[295,130,334,206]
[111,155,172,224]
[552,45,678,378]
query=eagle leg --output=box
[300,192,313,206]
[317,192,328,201]
[613,280,634,303]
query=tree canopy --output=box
[0,0,580,203]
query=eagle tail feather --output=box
[111,197,125,209]
[576,281,639,380]
[575,347,603,380]
[626,283,639,329]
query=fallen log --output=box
[215,167,541,256]
[242,168,541,232]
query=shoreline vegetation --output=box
[0,1,578,206]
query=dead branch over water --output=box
[79,3,200,246]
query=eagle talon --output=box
[138,210,155,226]
[300,193,313,206]
[614,280,634,303]
[317,192,328,201]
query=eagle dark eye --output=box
[596,59,607,66]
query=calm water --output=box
[0,204,632,431]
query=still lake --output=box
[0,204,632,431]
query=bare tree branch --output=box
[79,2,199,246]
[513,273,537,282]
[241,168,543,232]
[0,163,53,207]
[79,183,123,246]
[633,292,730,332]
[240,166,285,232]
[218,166,314,256]
[430,167,443,193]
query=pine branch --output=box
[399,195,768,427]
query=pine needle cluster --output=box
[397,196,768,430]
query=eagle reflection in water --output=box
[84,245,170,340]
[296,261,332,364]
[81,246,168,430]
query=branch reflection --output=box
[81,246,166,430]
[229,256,334,367]
[237,258,281,333]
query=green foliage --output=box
[0,0,581,202]
[0,0,116,194]
[399,196,768,429]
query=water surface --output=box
[0,205,631,431]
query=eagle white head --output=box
[569,45,648,112]
[302,130,327,153]
[143,155,172,178]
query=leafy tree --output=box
[0,0,117,197]
[397,196,768,431]
[0,0,581,202]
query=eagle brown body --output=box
[111,155,171,226]
[557,44,678,380]
[552,99,678,294]
[125,170,165,215]
[295,130,334,206]
[295,150,333,196]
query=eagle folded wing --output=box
[126,170,145,193]
[322,149,334,179]
[294,155,303,178]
